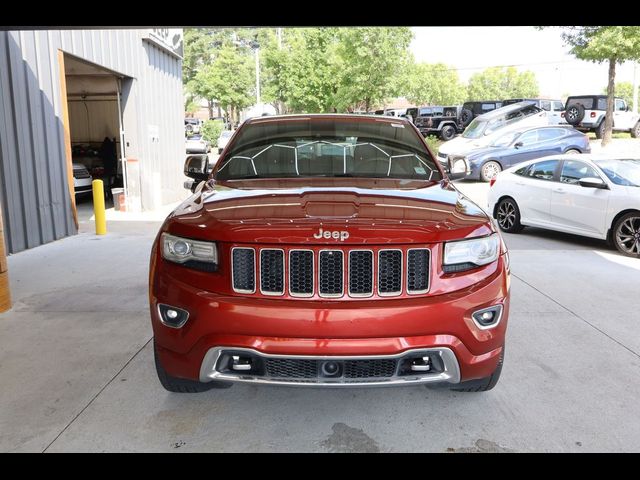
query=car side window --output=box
[560,160,601,185]
[540,100,551,111]
[615,99,626,111]
[514,165,530,176]
[525,160,558,181]
[597,98,608,110]
[518,130,540,146]
[537,128,565,142]
[553,101,564,111]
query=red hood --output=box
[164,179,493,245]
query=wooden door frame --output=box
[57,50,79,230]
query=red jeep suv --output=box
[150,115,510,392]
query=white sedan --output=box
[487,154,640,257]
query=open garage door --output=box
[63,54,129,220]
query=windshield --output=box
[462,118,488,139]
[594,159,640,186]
[491,131,520,147]
[215,118,442,181]
[188,134,203,140]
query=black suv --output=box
[414,106,463,140]
[459,101,503,128]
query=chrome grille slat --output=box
[232,248,256,293]
[407,249,430,294]
[378,249,402,296]
[260,249,285,295]
[319,250,344,297]
[289,250,314,297]
[348,250,373,297]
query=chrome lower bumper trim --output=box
[199,347,461,387]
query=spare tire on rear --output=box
[565,103,585,125]
[459,108,474,127]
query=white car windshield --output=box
[463,118,492,139]
[595,159,640,187]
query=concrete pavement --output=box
[2,184,640,452]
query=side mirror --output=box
[514,141,524,149]
[578,177,608,189]
[184,154,210,183]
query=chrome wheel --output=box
[497,201,516,230]
[615,216,640,256]
[482,162,501,181]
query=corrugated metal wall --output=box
[0,29,184,254]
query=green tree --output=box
[553,26,640,145]
[467,67,539,101]
[405,63,466,106]
[602,81,638,109]
[262,28,342,113]
[200,119,225,144]
[333,27,413,112]
[190,45,255,124]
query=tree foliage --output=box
[602,81,638,108]
[189,45,255,123]
[467,67,539,101]
[405,63,466,106]
[332,27,413,112]
[554,26,640,145]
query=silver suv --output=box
[563,95,640,138]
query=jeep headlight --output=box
[443,234,500,273]
[161,233,218,271]
[449,157,468,174]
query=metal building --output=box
[0,29,184,254]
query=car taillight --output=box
[489,178,497,187]
[561,112,565,117]
[590,112,596,118]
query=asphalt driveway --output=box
[1,181,639,452]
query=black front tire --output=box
[154,340,232,393]
[452,347,504,392]
[440,124,457,141]
[631,122,640,138]
[496,197,525,233]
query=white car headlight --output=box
[449,157,468,174]
[443,234,500,272]
[161,233,218,270]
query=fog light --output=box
[471,305,503,329]
[157,304,189,328]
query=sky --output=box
[410,27,638,99]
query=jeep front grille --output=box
[231,246,430,298]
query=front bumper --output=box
[151,253,510,386]
[198,346,461,387]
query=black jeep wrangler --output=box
[414,105,463,140]
[458,100,503,128]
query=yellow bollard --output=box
[92,180,107,235]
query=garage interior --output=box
[64,54,127,220]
